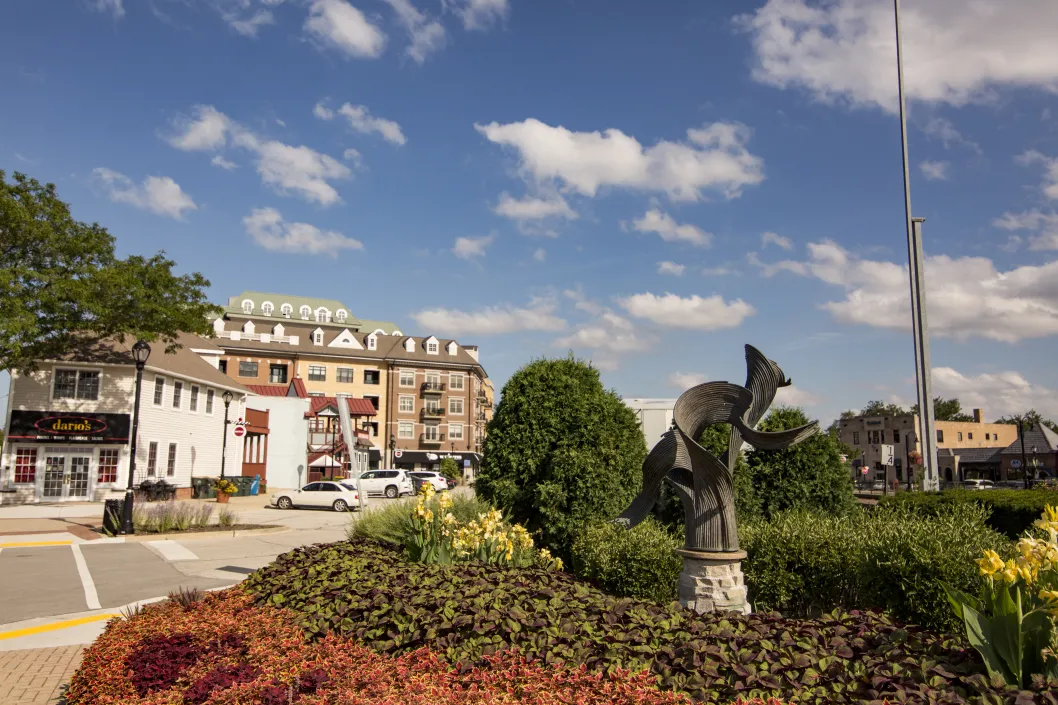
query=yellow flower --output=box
[977,550,1005,576]
[438,491,453,510]
[999,559,1019,585]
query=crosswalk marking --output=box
[70,544,101,610]
[144,540,198,562]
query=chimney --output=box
[464,345,479,362]
[973,408,983,424]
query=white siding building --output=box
[1,334,248,504]
[624,398,676,452]
[245,392,310,490]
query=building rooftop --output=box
[1002,424,1058,455]
[221,291,399,333]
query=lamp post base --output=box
[675,549,751,615]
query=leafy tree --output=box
[476,356,647,559]
[439,457,459,483]
[0,170,219,373]
[910,396,974,422]
[994,410,1058,434]
[860,400,907,417]
[744,406,857,519]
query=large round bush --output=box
[570,517,682,603]
[476,356,647,557]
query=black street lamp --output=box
[1019,419,1030,490]
[1032,445,1040,484]
[220,390,234,479]
[389,433,396,467]
[122,340,151,535]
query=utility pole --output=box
[894,0,939,491]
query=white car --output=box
[271,481,363,512]
[355,469,414,498]
[409,471,450,491]
[964,479,995,491]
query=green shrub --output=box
[740,503,1011,631]
[351,493,494,545]
[881,488,1058,539]
[570,518,681,603]
[439,457,459,483]
[475,356,647,559]
[243,538,1051,704]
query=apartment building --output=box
[210,292,490,473]
[838,408,1018,483]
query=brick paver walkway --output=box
[0,646,84,704]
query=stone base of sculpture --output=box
[676,549,751,615]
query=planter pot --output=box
[216,492,230,504]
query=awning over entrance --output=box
[8,410,131,444]
[391,450,482,467]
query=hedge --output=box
[570,517,682,603]
[243,537,1058,704]
[879,488,1058,539]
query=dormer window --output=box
[336,309,348,322]
[315,308,331,323]
[313,328,325,345]
[272,323,285,337]
[367,334,377,351]
[243,321,255,335]
[212,318,225,335]
[391,330,402,336]
[427,342,438,354]
[241,299,254,314]
[447,342,458,356]
[261,302,274,316]
[300,305,311,320]
[281,303,293,318]
[405,338,416,352]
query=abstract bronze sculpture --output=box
[617,345,819,613]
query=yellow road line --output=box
[0,540,73,548]
[0,613,119,641]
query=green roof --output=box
[222,291,399,333]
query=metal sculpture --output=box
[617,345,819,553]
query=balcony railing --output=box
[421,407,446,419]
[476,412,487,421]
[420,433,445,444]
[422,381,446,394]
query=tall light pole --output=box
[1018,418,1030,490]
[894,0,939,491]
[122,340,151,535]
[220,390,234,479]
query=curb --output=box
[120,526,289,543]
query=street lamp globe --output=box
[222,390,234,406]
[131,340,151,367]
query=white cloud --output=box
[657,261,685,276]
[931,367,1058,420]
[446,0,508,30]
[88,0,124,19]
[702,266,734,276]
[315,101,406,145]
[994,209,1058,251]
[617,292,755,330]
[774,384,822,408]
[532,248,546,263]
[92,168,196,220]
[342,148,363,168]
[242,207,363,256]
[493,192,576,221]
[224,8,274,36]
[754,240,1058,341]
[475,119,765,202]
[452,234,494,259]
[669,371,707,389]
[922,118,981,154]
[632,208,711,247]
[1017,150,1058,200]
[412,298,567,336]
[382,0,446,63]
[305,0,387,59]
[739,0,1058,112]
[920,160,950,181]
[165,105,351,205]
[211,155,238,170]
[553,301,652,359]
[761,231,793,250]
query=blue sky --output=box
[3,0,1058,427]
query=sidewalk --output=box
[0,645,83,705]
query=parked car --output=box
[408,471,450,491]
[963,479,995,490]
[355,469,414,498]
[271,481,362,512]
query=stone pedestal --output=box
[676,549,751,615]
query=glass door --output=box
[40,453,93,500]
[43,456,65,498]
[68,456,91,499]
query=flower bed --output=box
[241,538,1056,704]
[65,591,690,705]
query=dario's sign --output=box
[8,410,131,444]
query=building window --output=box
[400,371,415,387]
[147,442,158,477]
[424,424,440,441]
[14,448,37,484]
[172,381,183,409]
[398,421,415,439]
[153,377,165,405]
[190,386,200,412]
[364,370,380,385]
[219,360,227,374]
[399,395,415,413]
[968,432,973,440]
[337,367,355,383]
[262,302,274,316]
[426,372,440,387]
[300,305,311,319]
[427,342,438,354]
[449,423,464,440]
[315,309,329,323]
[893,429,900,444]
[957,431,963,442]
[449,374,465,391]
[238,361,258,377]
[985,433,991,441]
[425,399,442,414]
[364,395,380,411]
[54,369,100,400]
[336,309,347,322]
[206,389,215,414]
[937,430,944,443]
[308,365,327,382]
[367,335,377,351]
[449,397,464,415]
[852,432,859,445]
[281,303,293,318]
[308,392,324,397]
[98,448,119,483]
[314,331,324,345]
[167,443,178,477]
[269,364,288,384]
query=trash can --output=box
[103,499,124,536]
[250,474,260,496]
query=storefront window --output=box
[147,442,158,477]
[98,448,119,483]
[53,369,100,400]
[15,448,37,484]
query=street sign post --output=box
[880,444,895,466]
[233,425,245,438]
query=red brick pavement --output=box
[0,646,84,704]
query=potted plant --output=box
[213,478,237,503]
